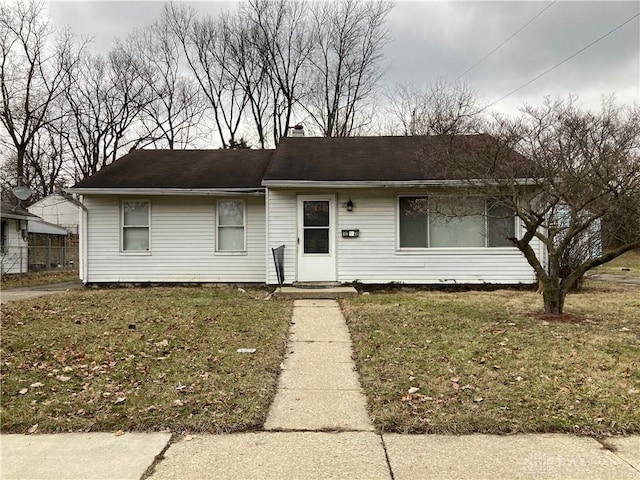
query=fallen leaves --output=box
[344,287,640,435]
[1,287,292,434]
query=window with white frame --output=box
[216,200,246,252]
[398,196,516,248]
[121,200,150,252]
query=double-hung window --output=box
[121,200,150,252]
[216,200,246,252]
[398,195,516,249]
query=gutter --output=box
[261,179,539,188]
[67,188,265,196]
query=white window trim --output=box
[396,194,519,252]
[215,199,247,255]
[120,199,151,255]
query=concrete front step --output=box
[275,286,358,299]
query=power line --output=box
[452,1,557,84]
[485,11,640,110]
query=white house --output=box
[27,193,82,234]
[69,136,544,285]
[1,201,36,274]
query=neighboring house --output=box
[27,193,82,235]
[1,201,37,275]
[69,136,545,285]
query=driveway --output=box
[589,273,640,286]
[0,280,83,304]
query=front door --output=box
[297,195,336,282]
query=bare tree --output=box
[64,46,148,179]
[222,12,272,148]
[243,0,315,145]
[442,97,640,314]
[128,18,207,149]
[24,105,69,196]
[383,79,485,136]
[305,0,392,137]
[0,0,80,190]
[163,3,248,149]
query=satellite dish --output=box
[12,186,33,201]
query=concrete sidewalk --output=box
[2,431,638,479]
[2,298,639,479]
[0,432,171,479]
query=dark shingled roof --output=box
[72,149,273,190]
[71,136,532,191]
[264,135,532,183]
[1,201,38,219]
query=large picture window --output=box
[122,200,150,252]
[217,200,245,252]
[398,196,516,249]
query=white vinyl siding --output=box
[266,188,540,285]
[84,195,265,283]
[266,189,297,285]
[0,218,28,274]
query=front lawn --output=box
[1,287,292,434]
[342,282,640,436]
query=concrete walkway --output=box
[2,298,640,479]
[264,299,373,431]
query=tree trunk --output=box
[16,147,25,186]
[542,282,566,315]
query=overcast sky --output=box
[48,0,639,117]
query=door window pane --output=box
[304,229,329,254]
[304,201,329,227]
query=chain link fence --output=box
[1,239,79,275]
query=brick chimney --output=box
[289,124,305,137]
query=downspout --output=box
[265,187,270,286]
[74,194,89,285]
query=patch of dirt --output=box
[526,312,589,324]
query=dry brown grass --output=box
[1,270,79,289]
[1,287,292,434]
[342,281,640,435]
[594,250,640,277]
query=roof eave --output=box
[67,187,266,196]
[262,178,537,188]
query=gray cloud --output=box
[48,0,639,115]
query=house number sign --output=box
[341,229,360,238]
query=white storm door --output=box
[297,195,336,282]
